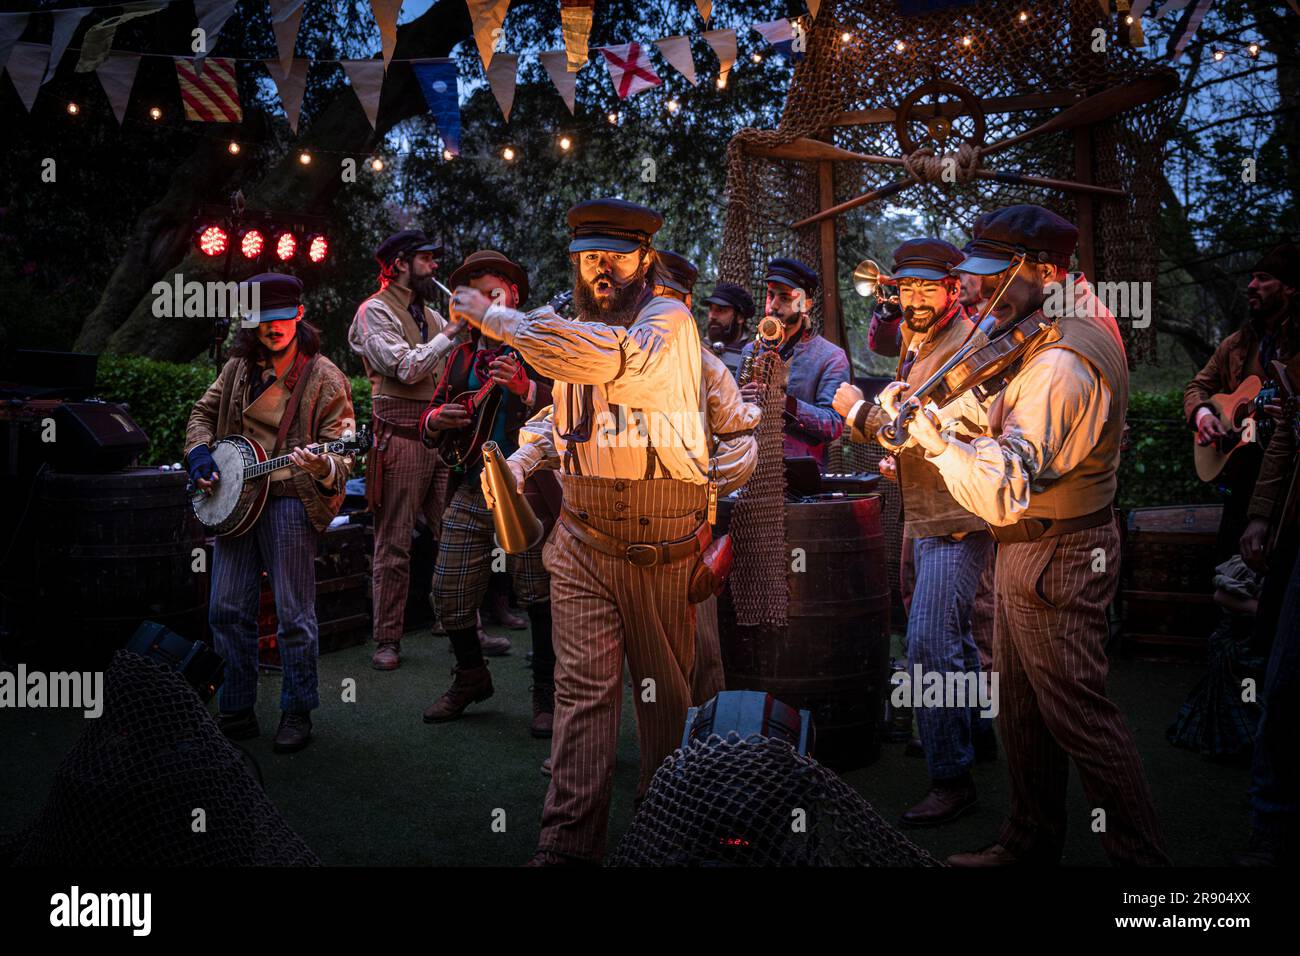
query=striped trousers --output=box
[993,520,1169,865]
[538,475,706,862]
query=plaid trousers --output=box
[431,478,550,631]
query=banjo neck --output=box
[243,439,348,480]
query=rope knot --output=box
[903,142,981,185]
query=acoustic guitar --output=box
[1193,376,1280,482]
[189,426,371,536]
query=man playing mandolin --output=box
[185,273,357,753]
[419,250,554,733]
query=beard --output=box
[410,273,440,302]
[903,306,940,332]
[573,261,649,326]
[707,319,740,343]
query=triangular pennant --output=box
[807,0,822,17]
[560,0,594,72]
[466,0,511,71]
[486,51,517,121]
[269,0,306,78]
[95,52,141,124]
[412,59,461,156]
[0,13,29,77]
[654,36,697,86]
[76,2,166,74]
[701,28,736,80]
[694,1,712,23]
[538,49,576,114]
[600,42,661,100]
[371,0,403,71]
[6,42,47,112]
[1168,0,1213,60]
[341,59,385,129]
[43,8,89,84]
[194,0,238,68]
[265,57,310,134]
[1156,0,1193,16]
[751,19,805,64]
[174,56,242,122]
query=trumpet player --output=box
[738,257,849,467]
[833,239,993,828]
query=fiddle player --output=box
[451,199,712,866]
[894,205,1169,866]
[419,251,555,735]
[737,257,849,468]
[348,230,463,671]
[185,273,357,753]
[832,239,994,827]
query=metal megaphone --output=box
[852,258,897,298]
[482,441,544,554]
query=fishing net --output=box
[3,650,320,866]
[609,733,940,866]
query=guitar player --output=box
[1185,243,1299,562]
[185,273,357,753]
[418,250,555,734]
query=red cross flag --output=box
[600,42,661,100]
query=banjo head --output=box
[190,435,265,535]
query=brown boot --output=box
[529,681,555,738]
[946,843,1024,867]
[487,592,529,630]
[422,664,494,723]
[371,642,400,671]
[899,777,977,828]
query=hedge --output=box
[95,354,1218,510]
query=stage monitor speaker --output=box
[682,690,814,756]
[49,401,149,472]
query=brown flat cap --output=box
[449,249,530,306]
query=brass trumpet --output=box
[851,258,898,298]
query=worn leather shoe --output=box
[273,712,312,753]
[488,593,529,630]
[423,664,494,722]
[479,630,512,656]
[530,681,555,738]
[900,780,978,828]
[946,843,1023,867]
[371,642,400,671]
[218,709,259,741]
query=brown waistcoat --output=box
[361,284,442,402]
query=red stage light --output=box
[306,233,329,264]
[195,224,228,257]
[274,231,297,262]
[240,229,265,259]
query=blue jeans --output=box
[1250,552,1300,840]
[210,495,320,714]
[908,532,995,781]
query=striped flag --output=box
[752,19,805,64]
[560,0,594,71]
[175,57,242,122]
[600,42,661,100]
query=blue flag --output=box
[412,59,461,157]
[751,19,805,64]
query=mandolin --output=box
[434,347,522,469]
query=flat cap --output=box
[567,198,663,253]
[892,238,964,280]
[702,281,756,320]
[239,272,303,328]
[375,229,443,267]
[1252,242,1299,290]
[449,249,530,306]
[765,257,818,296]
[954,204,1077,275]
[654,250,698,296]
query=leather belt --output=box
[560,506,709,568]
[987,506,1113,544]
[269,478,296,497]
[374,414,422,442]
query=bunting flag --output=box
[486,51,517,120]
[341,59,385,129]
[466,0,511,70]
[807,0,822,16]
[1130,0,1154,17]
[266,57,310,134]
[412,59,461,156]
[702,28,736,80]
[269,0,305,77]
[539,49,576,114]
[560,0,594,71]
[600,42,661,100]
[694,1,711,22]
[1156,0,1193,15]
[43,7,89,84]
[175,56,242,122]
[6,42,46,112]
[1168,0,1213,60]
[0,13,29,77]
[194,0,238,68]
[655,36,697,86]
[752,19,805,64]
[371,0,403,70]
[76,2,166,74]
[95,52,141,124]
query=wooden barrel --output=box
[8,468,207,667]
[716,494,891,771]
[1121,504,1222,657]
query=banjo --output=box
[189,425,371,536]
